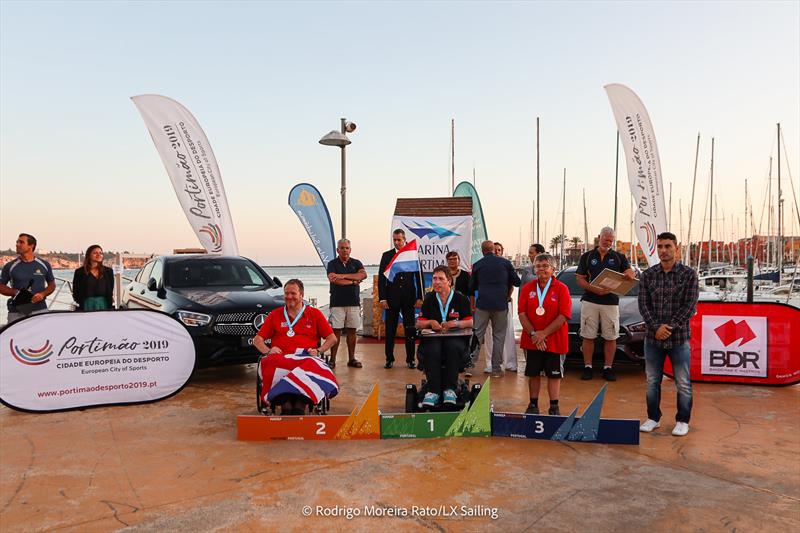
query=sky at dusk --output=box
[1,1,798,265]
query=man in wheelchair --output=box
[252,279,339,415]
[413,266,474,409]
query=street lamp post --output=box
[319,118,356,239]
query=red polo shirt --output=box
[256,306,333,354]
[518,278,571,353]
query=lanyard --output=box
[283,304,306,337]
[435,290,455,322]
[535,278,552,313]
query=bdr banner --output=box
[0,310,196,412]
[665,302,800,386]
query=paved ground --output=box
[1,340,799,532]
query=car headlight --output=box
[177,310,212,327]
[626,321,647,333]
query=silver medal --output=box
[286,329,295,337]
[536,307,545,316]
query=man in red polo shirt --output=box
[518,253,572,415]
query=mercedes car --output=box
[556,266,646,363]
[121,254,284,366]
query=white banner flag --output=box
[132,94,239,255]
[604,84,668,266]
[390,216,473,274]
[0,310,195,412]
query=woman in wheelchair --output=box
[253,279,338,415]
[415,265,473,408]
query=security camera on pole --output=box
[319,119,357,239]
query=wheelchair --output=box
[405,331,482,413]
[255,351,332,416]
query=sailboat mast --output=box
[709,137,715,268]
[560,168,566,268]
[450,119,455,194]
[536,116,540,244]
[583,188,588,254]
[669,181,673,229]
[768,156,773,265]
[778,123,783,276]
[687,133,701,269]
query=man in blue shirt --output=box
[469,240,521,377]
[0,233,56,325]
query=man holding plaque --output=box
[0,233,56,325]
[575,227,635,381]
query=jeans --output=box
[473,308,508,372]
[644,340,693,423]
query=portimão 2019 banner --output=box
[604,84,668,266]
[453,181,488,266]
[390,216,472,278]
[0,311,196,412]
[288,183,337,267]
[132,94,239,255]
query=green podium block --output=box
[381,412,460,439]
[380,379,492,439]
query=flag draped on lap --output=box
[383,240,420,282]
[260,350,338,404]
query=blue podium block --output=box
[491,412,639,445]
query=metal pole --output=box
[613,131,619,250]
[340,118,347,239]
[746,256,754,303]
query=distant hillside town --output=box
[0,249,153,269]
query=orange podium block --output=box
[237,384,380,441]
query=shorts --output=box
[580,300,619,341]
[329,306,361,329]
[524,350,564,379]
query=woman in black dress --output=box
[72,244,114,311]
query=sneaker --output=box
[640,419,661,433]
[602,367,617,381]
[421,392,439,408]
[672,422,689,436]
[443,389,457,405]
[581,366,593,380]
[548,405,560,416]
[525,403,540,415]
[483,368,492,374]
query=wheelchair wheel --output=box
[256,372,265,415]
[405,384,418,413]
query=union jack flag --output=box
[259,350,339,405]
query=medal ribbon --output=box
[283,304,306,335]
[535,278,552,310]
[436,289,455,323]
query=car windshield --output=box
[166,258,274,289]
[556,269,639,297]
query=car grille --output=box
[214,312,258,336]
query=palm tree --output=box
[549,235,562,253]
[569,236,582,250]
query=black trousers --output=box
[384,302,416,363]
[421,337,467,394]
